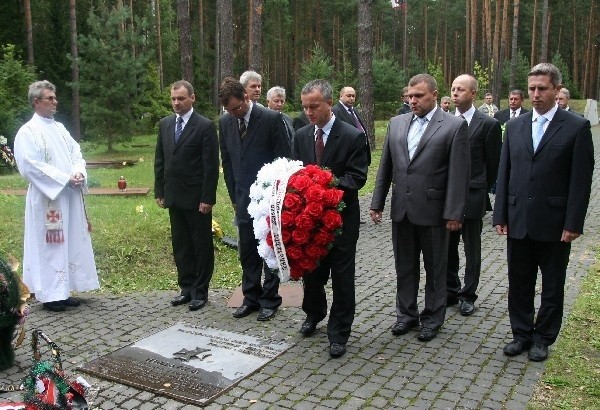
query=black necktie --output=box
[315,128,324,165]
[175,116,183,143]
[239,118,247,139]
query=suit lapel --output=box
[174,113,196,150]
[322,121,340,165]
[242,105,261,157]
[398,114,412,163]
[469,111,483,139]
[535,110,564,154]
[517,112,534,156]
[411,108,442,162]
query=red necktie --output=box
[315,128,324,165]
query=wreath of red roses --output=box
[265,164,345,280]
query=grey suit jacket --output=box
[371,108,471,226]
[492,109,594,241]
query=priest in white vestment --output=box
[14,80,99,312]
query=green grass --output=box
[530,263,600,409]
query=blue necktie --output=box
[408,116,427,160]
[532,116,548,152]
[175,116,183,143]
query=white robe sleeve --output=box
[14,123,71,201]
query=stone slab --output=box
[226,282,303,307]
[78,323,290,406]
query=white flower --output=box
[136,205,144,213]
[0,135,7,145]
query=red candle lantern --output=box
[118,176,127,191]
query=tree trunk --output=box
[218,0,233,80]
[69,0,81,141]
[470,0,476,73]
[539,0,549,62]
[402,3,407,68]
[358,0,374,150]
[198,0,204,72]
[509,0,521,90]
[248,0,263,72]
[177,0,194,82]
[531,0,537,65]
[24,0,34,65]
[155,0,164,90]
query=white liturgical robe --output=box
[14,113,99,303]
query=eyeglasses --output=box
[225,102,245,113]
[38,96,57,102]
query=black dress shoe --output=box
[189,299,207,311]
[62,297,81,307]
[257,307,277,321]
[528,343,549,362]
[299,319,318,336]
[329,343,346,358]
[391,321,418,336]
[232,305,259,318]
[171,295,191,306]
[417,326,439,341]
[43,301,65,312]
[459,300,475,316]
[503,339,532,356]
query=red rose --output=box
[322,188,345,207]
[313,229,335,246]
[322,209,343,230]
[303,164,321,176]
[312,170,334,187]
[305,202,324,219]
[265,215,271,228]
[296,213,316,230]
[280,210,296,227]
[283,192,303,212]
[281,229,291,244]
[290,266,303,280]
[287,245,304,260]
[305,185,324,202]
[288,174,312,193]
[265,233,273,248]
[292,229,311,245]
[305,244,325,259]
[298,258,318,272]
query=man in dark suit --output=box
[292,111,309,131]
[332,86,371,165]
[557,88,583,116]
[447,74,502,316]
[493,63,594,362]
[370,74,470,342]
[154,80,219,311]
[293,79,369,358]
[397,87,411,114]
[494,89,529,125]
[218,78,291,321]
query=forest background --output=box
[0,0,598,152]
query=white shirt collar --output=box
[177,107,194,125]
[532,104,559,124]
[412,104,438,123]
[314,114,336,144]
[455,105,476,125]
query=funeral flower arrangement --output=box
[0,135,16,172]
[248,158,345,282]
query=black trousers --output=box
[507,236,571,346]
[302,242,356,344]
[447,218,483,302]
[169,207,214,300]
[392,218,449,329]
[238,221,281,309]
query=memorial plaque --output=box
[79,323,290,406]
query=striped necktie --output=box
[175,116,183,143]
[408,116,428,160]
[532,116,548,152]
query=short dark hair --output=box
[408,74,437,92]
[509,89,524,99]
[171,80,194,96]
[218,77,246,106]
[528,63,562,87]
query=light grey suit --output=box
[371,107,470,329]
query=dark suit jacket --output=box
[293,118,368,244]
[462,110,502,219]
[219,104,291,223]
[398,103,411,115]
[492,109,594,241]
[370,108,471,226]
[292,111,309,131]
[332,101,372,165]
[494,107,529,125]
[154,110,219,209]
